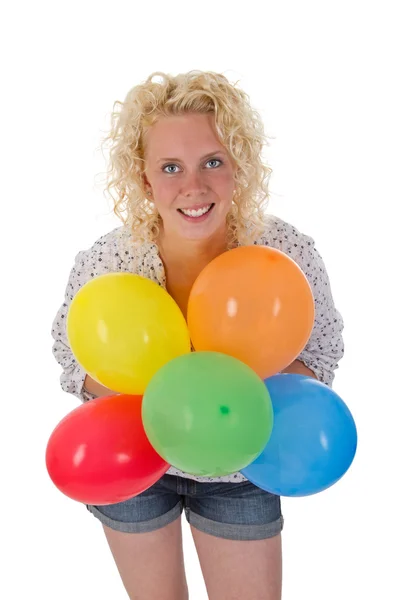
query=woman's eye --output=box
[163,164,180,174]
[162,159,222,174]
[206,159,222,168]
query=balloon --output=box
[241,374,357,496]
[46,394,169,505]
[187,245,315,379]
[67,273,191,394]
[142,351,273,477]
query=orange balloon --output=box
[187,246,315,379]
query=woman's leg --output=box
[103,517,188,600]
[184,478,283,600]
[192,527,282,600]
[86,475,188,599]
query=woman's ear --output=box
[142,172,153,198]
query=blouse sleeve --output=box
[51,230,122,402]
[262,218,344,387]
[288,234,344,387]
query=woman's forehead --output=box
[144,113,224,160]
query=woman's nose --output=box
[181,172,208,198]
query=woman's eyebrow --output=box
[156,150,226,163]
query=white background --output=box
[1,1,398,598]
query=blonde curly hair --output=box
[98,70,273,247]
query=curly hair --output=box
[97,70,274,247]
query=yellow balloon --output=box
[67,273,191,394]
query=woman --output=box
[51,70,344,600]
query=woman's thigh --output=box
[103,518,188,600]
[185,478,283,600]
[192,527,282,600]
[86,475,188,599]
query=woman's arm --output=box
[51,230,121,402]
[280,226,344,387]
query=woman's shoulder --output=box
[254,214,323,277]
[73,225,164,283]
[83,224,134,252]
[255,213,315,250]
[76,225,156,263]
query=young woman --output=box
[52,70,344,599]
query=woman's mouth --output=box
[178,203,215,220]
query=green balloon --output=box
[142,352,273,477]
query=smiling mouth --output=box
[178,203,215,218]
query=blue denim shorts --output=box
[86,475,283,541]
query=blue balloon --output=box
[241,374,357,497]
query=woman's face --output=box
[143,112,236,242]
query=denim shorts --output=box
[86,475,283,541]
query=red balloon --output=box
[46,394,169,505]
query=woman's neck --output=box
[155,226,232,318]
[157,228,229,279]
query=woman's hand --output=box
[83,375,117,398]
[281,359,318,380]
